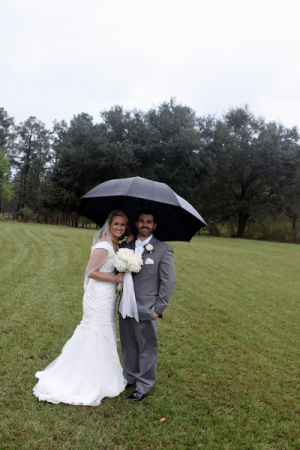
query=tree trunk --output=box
[237,211,250,237]
[16,171,24,212]
[292,216,296,242]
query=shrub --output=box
[18,207,34,223]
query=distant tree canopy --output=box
[198,106,300,236]
[1,101,300,238]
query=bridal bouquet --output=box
[114,248,143,274]
[114,249,143,322]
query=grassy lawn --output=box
[0,221,300,449]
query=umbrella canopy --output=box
[78,176,207,242]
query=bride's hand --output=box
[115,272,125,282]
[126,235,134,243]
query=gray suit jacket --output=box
[121,236,176,321]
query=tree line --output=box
[1,100,299,239]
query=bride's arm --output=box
[89,271,125,283]
[86,248,124,283]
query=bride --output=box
[33,210,129,406]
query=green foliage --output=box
[50,102,300,238]
[0,107,15,148]
[18,207,34,222]
[1,222,300,448]
[142,99,204,200]
[51,100,206,212]
[2,102,300,240]
[0,148,14,211]
[11,116,51,213]
[0,180,14,203]
[205,216,300,242]
[197,106,300,237]
[51,112,137,206]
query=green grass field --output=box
[1,222,300,449]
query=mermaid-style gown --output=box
[33,242,126,406]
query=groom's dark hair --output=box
[136,208,157,223]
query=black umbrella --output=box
[78,176,207,242]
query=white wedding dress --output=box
[33,242,127,406]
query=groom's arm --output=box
[154,246,176,316]
[120,240,134,250]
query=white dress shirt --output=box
[135,235,153,255]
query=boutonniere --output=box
[143,243,154,255]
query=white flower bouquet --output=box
[114,248,143,322]
[114,248,143,274]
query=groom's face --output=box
[136,213,157,239]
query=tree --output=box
[12,117,51,213]
[49,102,206,220]
[270,129,300,241]
[138,99,206,201]
[102,100,206,201]
[50,112,137,220]
[51,120,69,164]
[202,106,300,237]
[0,149,14,212]
[0,108,15,213]
[0,107,15,148]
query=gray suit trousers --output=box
[119,316,158,395]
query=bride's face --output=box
[110,215,127,241]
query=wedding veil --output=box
[83,219,114,291]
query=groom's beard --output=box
[138,228,152,238]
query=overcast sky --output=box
[1,0,300,130]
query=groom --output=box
[119,208,176,401]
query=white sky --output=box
[1,0,300,130]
